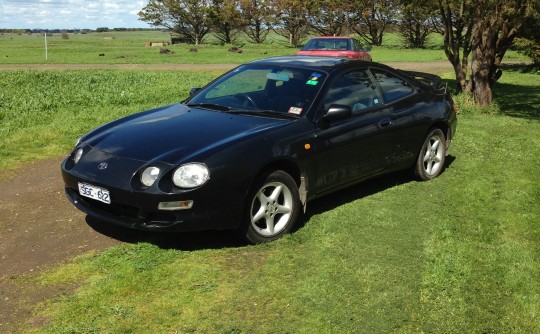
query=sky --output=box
[0,0,152,29]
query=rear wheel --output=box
[244,170,300,244]
[415,128,446,180]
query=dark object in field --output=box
[189,48,198,52]
[228,47,243,53]
[98,53,105,57]
[160,48,171,54]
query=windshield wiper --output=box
[227,109,299,118]
[186,103,233,112]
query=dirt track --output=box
[0,61,454,74]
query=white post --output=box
[45,32,48,60]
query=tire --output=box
[415,128,447,181]
[244,170,300,244]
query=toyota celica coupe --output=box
[61,56,456,243]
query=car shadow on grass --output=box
[86,217,247,250]
[298,155,456,232]
[87,157,455,250]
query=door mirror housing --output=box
[320,105,352,129]
[189,87,202,96]
[325,105,351,122]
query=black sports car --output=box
[61,56,457,243]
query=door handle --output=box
[378,119,393,128]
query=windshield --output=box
[186,65,326,116]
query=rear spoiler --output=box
[402,70,448,94]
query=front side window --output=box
[323,70,381,114]
[371,70,414,103]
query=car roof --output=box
[248,56,360,72]
[310,36,352,40]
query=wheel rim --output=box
[250,181,293,237]
[422,134,444,176]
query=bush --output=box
[513,38,540,64]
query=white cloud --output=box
[0,0,151,29]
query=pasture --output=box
[0,30,529,64]
[0,31,538,333]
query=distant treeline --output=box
[0,28,161,34]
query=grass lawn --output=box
[1,65,538,332]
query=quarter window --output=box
[323,70,381,114]
[371,70,414,103]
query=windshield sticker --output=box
[307,72,322,85]
[288,107,303,115]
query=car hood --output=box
[82,103,293,164]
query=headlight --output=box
[73,148,84,164]
[141,166,161,187]
[172,163,210,188]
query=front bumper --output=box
[61,160,246,232]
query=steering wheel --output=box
[234,94,257,108]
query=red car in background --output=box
[295,36,372,61]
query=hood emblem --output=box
[98,162,108,170]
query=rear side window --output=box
[323,70,381,114]
[371,70,414,103]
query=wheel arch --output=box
[429,121,452,152]
[255,159,307,209]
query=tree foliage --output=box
[239,0,276,43]
[273,0,310,47]
[138,0,212,45]
[399,0,437,48]
[514,2,540,64]
[208,0,243,44]
[306,0,350,36]
[349,0,399,46]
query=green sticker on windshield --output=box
[306,80,319,85]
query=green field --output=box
[1,32,539,333]
[0,31,529,64]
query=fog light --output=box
[158,200,194,211]
[141,166,160,187]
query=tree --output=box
[435,0,475,92]
[436,0,537,105]
[399,0,437,49]
[273,0,311,47]
[239,0,276,44]
[469,0,530,106]
[138,0,212,45]
[306,0,351,36]
[208,0,243,44]
[349,0,398,46]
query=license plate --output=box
[78,182,111,204]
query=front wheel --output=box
[244,170,300,244]
[415,128,447,181]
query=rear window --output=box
[302,39,350,51]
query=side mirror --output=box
[320,105,351,129]
[189,87,202,96]
[325,105,351,121]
